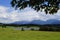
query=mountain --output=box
[30,20,46,25]
[11,20,45,25]
[46,19,60,24]
[9,19,60,25]
[11,21,30,25]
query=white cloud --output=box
[0,6,60,23]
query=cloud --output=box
[0,6,60,23]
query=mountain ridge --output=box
[11,19,60,25]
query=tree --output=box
[11,0,60,14]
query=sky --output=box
[0,0,60,23]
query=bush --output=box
[31,28,34,31]
[21,27,24,31]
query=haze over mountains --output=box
[11,19,60,25]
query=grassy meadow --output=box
[0,27,60,40]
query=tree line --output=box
[0,24,60,31]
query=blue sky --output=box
[0,0,60,23]
[0,0,11,7]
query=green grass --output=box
[0,28,60,40]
